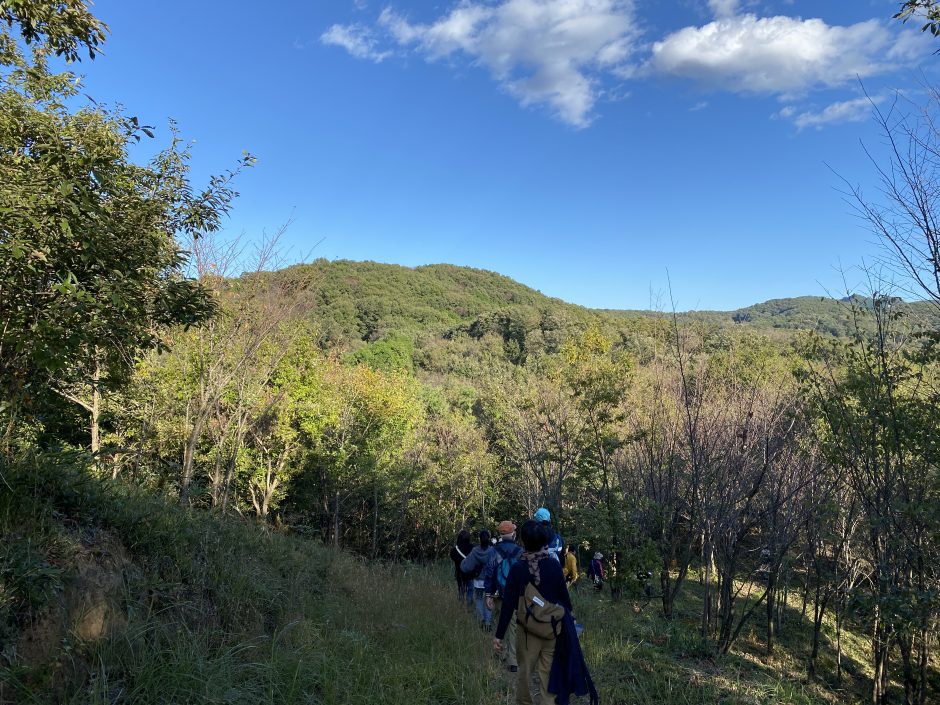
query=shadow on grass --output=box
[566,575,873,705]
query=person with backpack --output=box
[494,521,599,705]
[533,507,564,562]
[492,521,568,704]
[460,529,494,628]
[483,520,523,672]
[450,529,474,607]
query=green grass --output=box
[570,575,873,705]
[0,455,504,704]
[0,455,885,704]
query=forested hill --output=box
[278,259,937,344]
[281,259,600,342]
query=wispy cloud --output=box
[320,23,391,63]
[320,2,931,129]
[329,0,640,127]
[707,0,739,19]
[779,96,884,130]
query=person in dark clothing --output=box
[450,529,474,608]
[493,520,571,705]
[588,552,605,592]
[548,609,599,705]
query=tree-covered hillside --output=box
[2,4,939,705]
[284,259,939,350]
[604,294,940,337]
[283,259,604,342]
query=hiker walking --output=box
[563,544,579,587]
[450,529,474,607]
[460,529,494,628]
[533,507,564,562]
[588,552,605,592]
[484,520,523,672]
[493,520,598,705]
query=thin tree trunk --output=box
[90,356,101,457]
[372,482,379,558]
[700,539,713,640]
[765,571,776,655]
[180,409,209,504]
[837,599,844,683]
[333,490,341,547]
[809,580,824,679]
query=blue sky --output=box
[79,0,938,310]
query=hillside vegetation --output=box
[604,294,940,338]
[296,259,940,358]
[1,4,938,705]
[1,456,876,705]
[1,456,497,704]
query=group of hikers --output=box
[448,508,602,705]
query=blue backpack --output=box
[495,545,520,594]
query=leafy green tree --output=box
[554,327,637,594]
[0,0,106,64]
[802,298,940,705]
[286,356,423,553]
[347,333,415,374]
[397,403,496,558]
[0,1,252,455]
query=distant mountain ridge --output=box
[278,260,938,343]
[602,295,939,338]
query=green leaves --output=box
[0,0,108,64]
[895,1,940,37]
[0,19,248,443]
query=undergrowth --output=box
[0,453,499,704]
[0,453,880,704]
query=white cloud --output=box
[321,2,931,129]
[649,14,923,95]
[321,23,391,62]
[780,95,884,130]
[707,0,739,19]
[375,0,639,127]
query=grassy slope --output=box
[1,458,497,705]
[1,458,878,705]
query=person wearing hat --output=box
[588,552,605,592]
[493,520,601,705]
[483,520,523,672]
[533,507,564,563]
